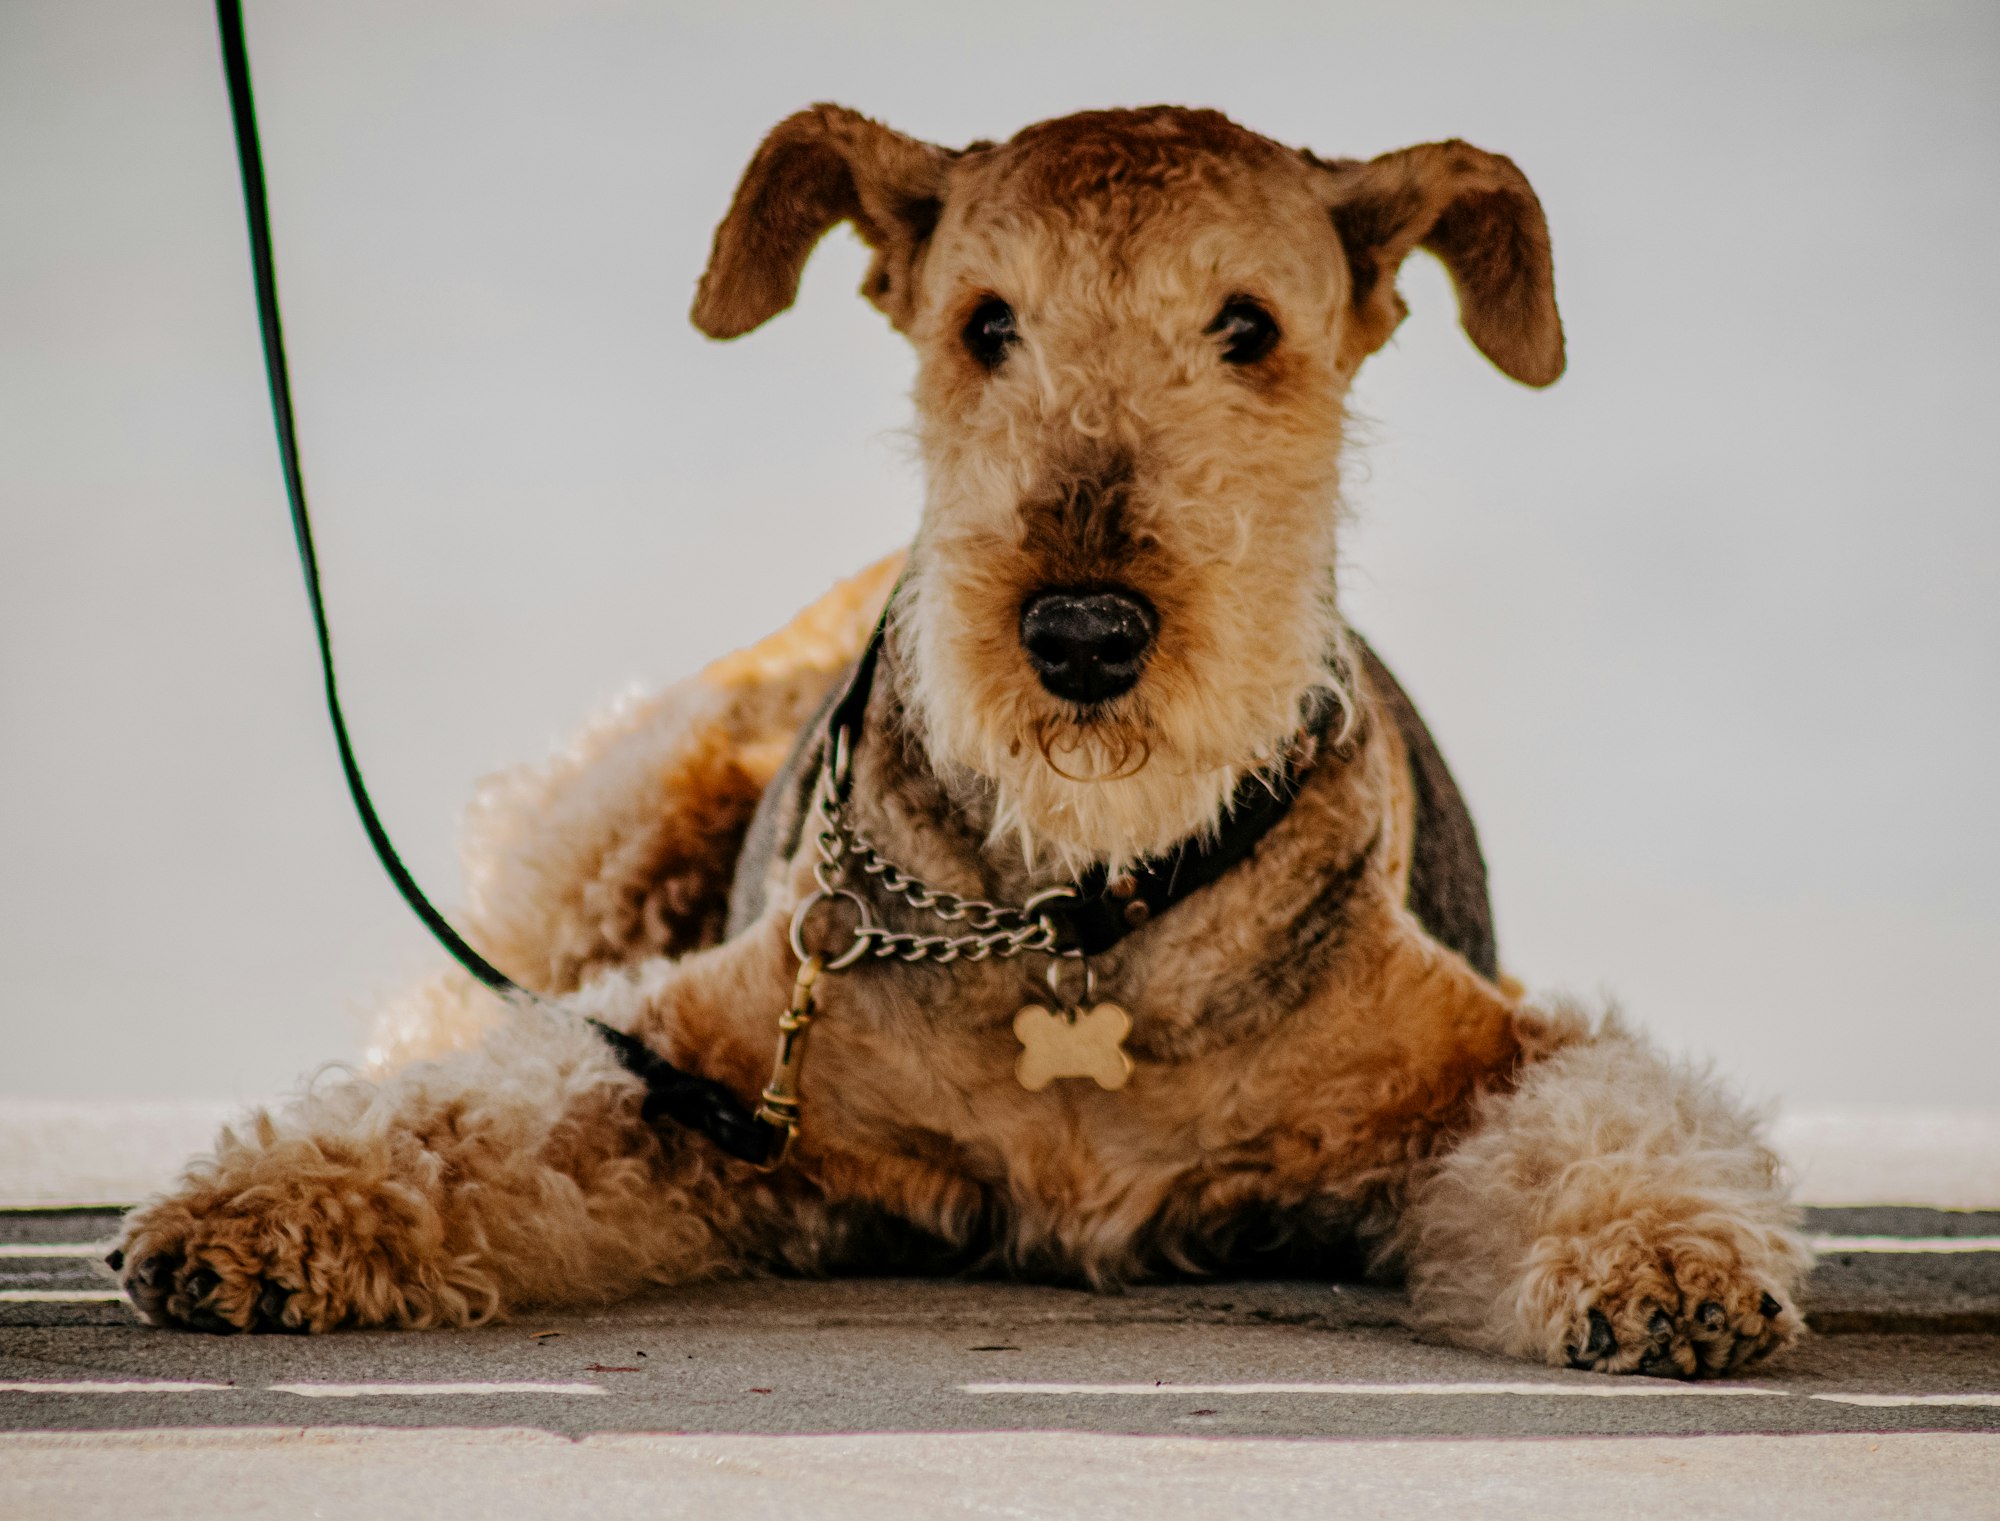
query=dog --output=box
[115,105,1809,1377]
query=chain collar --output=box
[784,625,1345,975]
[757,726,1089,1170]
[787,727,1082,973]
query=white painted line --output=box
[1811,1235,2000,1254]
[0,1242,111,1258]
[1812,1393,2000,1408]
[961,1381,1788,1399]
[0,1381,231,1394]
[0,1289,128,1303]
[267,1382,608,1398]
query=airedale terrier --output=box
[116,105,1808,1377]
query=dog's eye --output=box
[1207,298,1279,365]
[962,298,1019,370]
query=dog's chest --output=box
[777,682,1486,1247]
[804,1011,1416,1277]
[806,955,1400,1204]
[790,889,1519,1273]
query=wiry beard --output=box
[892,575,1351,878]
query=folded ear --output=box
[1311,140,1564,386]
[692,104,952,339]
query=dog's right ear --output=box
[692,105,952,340]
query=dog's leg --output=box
[1397,1011,1811,1377]
[114,936,800,1333]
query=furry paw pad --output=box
[1544,1228,1800,1378]
[115,1218,311,1335]
[113,1157,478,1334]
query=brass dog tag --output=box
[1012,1002,1134,1092]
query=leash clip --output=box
[828,724,854,790]
[752,954,823,1172]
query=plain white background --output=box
[3,0,1995,1114]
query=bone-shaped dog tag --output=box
[1012,1002,1133,1092]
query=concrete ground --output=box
[3,1205,1997,1517]
[5,1429,1996,1521]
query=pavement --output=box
[3,1203,1997,1517]
[5,1429,1995,1521]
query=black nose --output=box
[1019,588,1157,705]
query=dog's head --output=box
[694,105,1562,870]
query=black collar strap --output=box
[1056,767,1319,956]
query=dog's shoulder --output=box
[1354,638,1499,980]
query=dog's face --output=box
[694,107,1562,870]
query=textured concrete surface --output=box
[0,1103,234,1208]
[6,1205,1996,1519]
[4,1311,2000,1440]
[4,1428,1997,1521]
[3,1210,1997,1443]
[1770,1110,2000,1210]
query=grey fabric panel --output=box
[724,672,845,938]
[1357,640,1499,980]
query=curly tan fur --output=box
[1397,1011,1810,1374]
[125,1015,750,1333]
[118,106,1807,1376]
[457,554,899,995]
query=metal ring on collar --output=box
[1023,883,1081,914]
[788,887,875,971]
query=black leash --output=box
[213,0,781,1165]
[215,0,517,999]
[214,0,1327,1169]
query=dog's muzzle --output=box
[1019,587,1156,704]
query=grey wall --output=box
[3,0,1995,1110]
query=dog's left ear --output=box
[1308,140,1564,387]
[692,104,952,339]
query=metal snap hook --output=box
[1043,953,1096,1012]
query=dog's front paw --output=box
[113,1132,492,1334]
[113,1205,299,1334]
[1520,1215,1806,1378]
